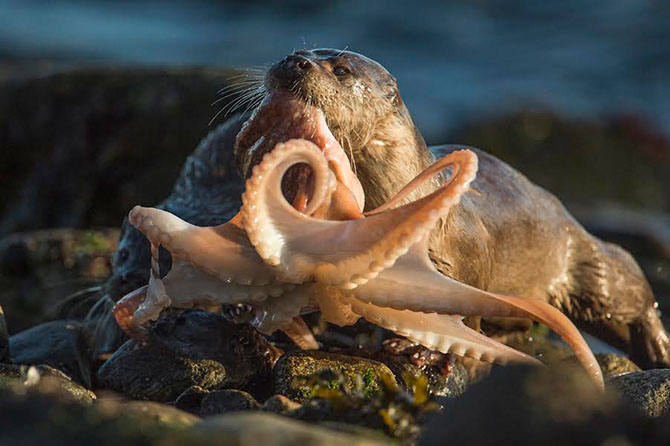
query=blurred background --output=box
[0,0,668,331]
[2,0,670,139]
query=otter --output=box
[231,49,670,368]
[105,49,668,369]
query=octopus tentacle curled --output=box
[114,138,604,389]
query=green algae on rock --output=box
[272,351,394,403]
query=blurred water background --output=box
[1,0,669,142]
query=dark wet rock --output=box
[174,385,209,415]
[0,381,198,445]
[98,310,278,402]
[97,337,226,403]
[272,351,395,403]
[195,412,391,446]
[0,363,96,404]
[10,320,93,387]
[610,369,670,417]
[0,305,8,362]
[262,394,302,414]
[420,363,670,445]
[597,353,642,377]
[199,389,261,416]
[0,229,117,333]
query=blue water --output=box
[1,0,669,141]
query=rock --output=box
[200,389,261,416]
[365,349,469,398]
[420,363,669,445]
[174,385,209,415]
[0,229,118,333]
[287,368,438,443]
[0,305,8,362]
[97,310,278,402]
[195,412,391,446]
[98,400,201,428]
[97,337,227,403]
[10,320,93,387]
[610,369,670,417]
[596,353,641,377]
[0,363,96,405]
[262,394,302,414]
[272,351,395,403]
[0,382,197,444]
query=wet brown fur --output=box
[235,49,670,368]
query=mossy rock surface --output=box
[272,351,395,403]
[597,353,641,378]
[610,369,670,417]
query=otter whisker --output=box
[217,79,264,96]
[212,83,263,106]
[215,86,266,122]
[240,87,266,118]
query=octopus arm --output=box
[278,317,319,350]
[347,297,540,365]
[128,206,278,286]
[353,238,604,388]
[242,140,478,289]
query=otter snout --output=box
[268,53,316,88]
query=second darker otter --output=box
[232,48,670,368]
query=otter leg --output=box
[557,238,670,368]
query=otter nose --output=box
[270,54,315,85]
[281,55,313,73]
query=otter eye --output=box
[333,65,351,78]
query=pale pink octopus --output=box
[113,100,604,390]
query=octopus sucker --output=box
[115,136,604,389]
[347,297,541,366]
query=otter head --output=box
[235,49,433,210]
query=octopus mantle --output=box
[114,138,604,389]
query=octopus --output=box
[114,130,604,389]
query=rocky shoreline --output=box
[1,68,670,445]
